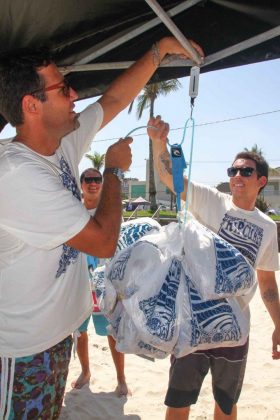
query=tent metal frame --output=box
[60,0,280,75]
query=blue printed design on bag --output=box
[138,340,168,358]
[111,315,122,335]
[108,247,132,283]
[109,241,159,283]
[185,274,241,347]
[214,235,255,295]
[117,222,159,252]
[56,156,81,278]
[139,258,181,342]
[91,269,105,300]
[218,214,263,267]
[108,301,124,336]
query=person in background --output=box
[72,167,130,396]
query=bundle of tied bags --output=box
[91,214,255,359]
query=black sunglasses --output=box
[227,167,256,178]
[83,176,103,184]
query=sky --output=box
[1,57,280,187]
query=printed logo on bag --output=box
[117,222,160,252]
[139,258,181,342]
[214,235,255,295]
[186,274,242,346]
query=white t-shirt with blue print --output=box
[0,102,103,357]
[188,181,279,311]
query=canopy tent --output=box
[127,196,151,211]
[0,0,280,109]
[132,197,151,204]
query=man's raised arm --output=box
[148,115,188,202]
[66,137,132,257]
[98,37,204,129]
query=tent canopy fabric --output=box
[0,0,279,105]
[0,0,279,135]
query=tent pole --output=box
[61,25,280,74]
[204,25,280,66]
[60,58,194,75]
[145,0,202,65]
[73,0,201,65]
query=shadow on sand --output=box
[60,386,141,420]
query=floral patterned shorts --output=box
[0,335,72,420]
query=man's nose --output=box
[70,86,78,101]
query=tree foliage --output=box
[129,79,182,211]
[85,151,105,170]
[255,196,269,213]
[244,143,264,156]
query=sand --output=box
[60,266,280,420]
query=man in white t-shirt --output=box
[0,40,204,419]
[148,116,280,420]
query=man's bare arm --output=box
[66,175,121,257]
[66,138,132,257]
[148,115,188,201]
[257,269,280,359]
[98,38,204,129]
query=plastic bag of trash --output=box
[182,214,256,300]
[104,215,254,358]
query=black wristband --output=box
[103,167,124,182]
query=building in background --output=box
[128,179,146,200]
[145,159,171,207]
[122,177,138,199]
[123,160,171,208]
[263,168,280,212]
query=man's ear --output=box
[21,95,40,115]
[258,175,267,189]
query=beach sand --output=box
[60,269,280,420]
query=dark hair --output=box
[80,168,102,184]
[0,47,52,126]
[233,151,269,193]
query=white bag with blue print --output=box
[181,214,256,301]
[103,216,254,358]
[173,275,249,358]
[92,217,161,313]
[106,238,183,355]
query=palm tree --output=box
[85,151,105,170]
[244,144,263,156]
[128,79,182,211]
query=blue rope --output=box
[183,118,195,223]
[125,125,156,138]
[166,116,195,223]
[124,120,196,224]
